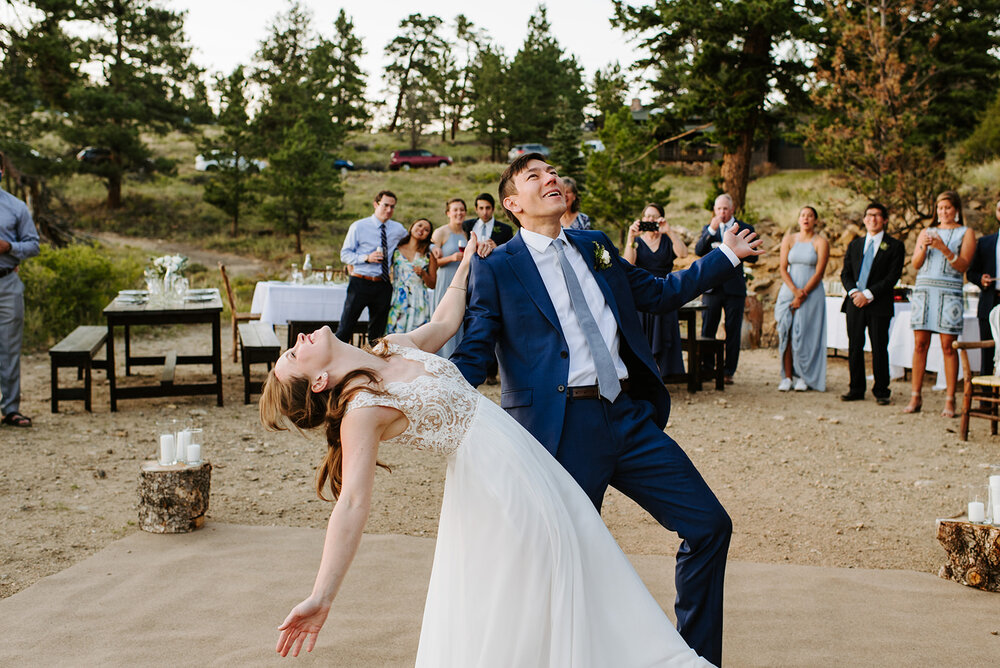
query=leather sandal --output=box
[903,392,922,414]
[1,411,32,428]
[941,395,956,418]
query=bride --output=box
[260,234,714,667]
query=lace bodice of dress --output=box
[344,342,479,454]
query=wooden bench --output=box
[49,325,108,412]
[239,321,281,404]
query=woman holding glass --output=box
[431,198,469,357]
[905,190,976,416]
[623,203,689,379]
[774,206,829,391]
[387,218,437,334]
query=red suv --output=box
[389,149,453,170]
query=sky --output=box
[169,0,653,107]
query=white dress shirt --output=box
[848,230,884,301]
[519,228,629,386]
[472,217,495,243]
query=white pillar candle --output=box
[176,430,191,463]
[187,443,201,465]
[968,501,986,523]
[159,434,175,466]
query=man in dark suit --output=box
[462,192,514,256]
[840,202,905,404]
[966,199,1000,374]
[462,193,514,384]
[452,153,763,665]
[694,193,758,383]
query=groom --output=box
[452,154,762,666]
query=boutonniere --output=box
[879,241,888,252]
[593,242,612,271]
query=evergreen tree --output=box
[505,6,586,145]
[591,62,628,129]
[583,107,669,243]
[61,0,199,208]
[383,14,445,134]
[311,9,369,132]
[260,119,342,254]
[961,88,1000,164]
[199,67,259,237]
[549,116,585,184]
[468,45,508,162]
[612,0,811,213]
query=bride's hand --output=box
[276,596,331,657]
[462,233,479,264]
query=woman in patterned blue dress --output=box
[906,191,976,417]
[387,218,437,334]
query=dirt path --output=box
[3,325,993,601]
[90,231,269,277]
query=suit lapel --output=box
[565,230,624,327]
[504,235,563,333]
[989,235,999,274]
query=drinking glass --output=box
[291,263,302,285]
[173,277,189,305]
[324,265,334,283]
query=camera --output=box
[638,220,659,232]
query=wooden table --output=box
[103,291,223,412]
[663,302,709,394]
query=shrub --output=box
[20,243,144,350]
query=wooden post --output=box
[936,519,1000,592]
[138,461,212,534]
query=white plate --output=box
[119,290,148,296]
[188,288,217,296]
[184,294,216,302]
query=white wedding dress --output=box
[347,342,713,667]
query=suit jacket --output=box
[462,217,515,246]
[694,219,757,296]
[451,229,735,453]
[967,232,998,322]
[840,233,905,318]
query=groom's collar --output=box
[520,227,569,254]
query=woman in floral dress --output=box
[387,218,437,334]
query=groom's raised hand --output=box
[723,227,765,260]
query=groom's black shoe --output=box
[840,392,864,402]
[875,395,891,406]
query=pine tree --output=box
[199,67,259,237]
[468,45,508,162]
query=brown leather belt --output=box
[567,380,630,399]
[0,266,15,278]
[350,273,384,283]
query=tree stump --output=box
[138,461,212,533]
[936,519,1000,592]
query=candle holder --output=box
[967,484,988,524]
[990,469,1000,526]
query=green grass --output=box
[51,126,1000,269]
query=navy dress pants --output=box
[555,392,731,666]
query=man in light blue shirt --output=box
[0,153,41,427]
[337,190,407,343]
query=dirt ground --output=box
[2,325,997,600]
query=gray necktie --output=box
[552,239,620,402]
[857,238,875,292]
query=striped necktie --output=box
[379,223,390,282]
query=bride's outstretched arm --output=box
[275,408,391,657]
[396,233,479,354]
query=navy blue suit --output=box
[967,232,999,374]
[695,220,757,377]
[452,228,735,665]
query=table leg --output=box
[686,311,700,393]
[212,316,223,406]
[124,324,132,376]
[106,323,117,412]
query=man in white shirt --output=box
[452,153,763,666]
[462,192,514,258]
[839,202,905,404]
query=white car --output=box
[583,139,605,152]
[195,151,268,173]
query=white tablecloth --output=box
[251,281,368,325]
[825,296,980,386]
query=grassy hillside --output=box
[51,128,1000,271]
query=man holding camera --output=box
[694,194,757,384]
